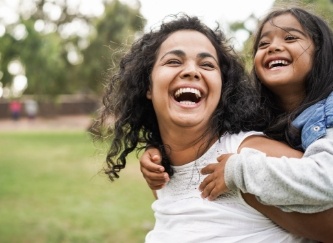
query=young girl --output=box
[93,13,322,242]
[198,6,333,213]
[139,7,333,241]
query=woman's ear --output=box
[146,88,152,99]
[147,77,152,99]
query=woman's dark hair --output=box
[93,14,267,181]
[251,7,333,146]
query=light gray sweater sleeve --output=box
[225,132,333,213]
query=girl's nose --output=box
[268,41,284,54]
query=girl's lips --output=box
[267,59,290,69]
[264,58,291,69]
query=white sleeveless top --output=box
[145,131,315,243]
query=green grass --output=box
[0,131,155,243]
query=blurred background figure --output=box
[9,99,22,121]
[24,99,38,120]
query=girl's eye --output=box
[285,35,298,41]
[258,41,269,48]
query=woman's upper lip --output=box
[174,87,201,99]
[173,85,205,96]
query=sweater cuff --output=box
[224,154,239,191]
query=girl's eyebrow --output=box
[260,27,308,39]
[160,49,218,63]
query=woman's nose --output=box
[180,62,200,79]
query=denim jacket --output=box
[291,91,333,150]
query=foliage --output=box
[0,131,155,243]
[77,0,146,95]
[0,0,146,98]
[20,19,66,96]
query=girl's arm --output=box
[140,147,168,195]
[200,134,333,212]
[200,134,333,241]
[233,137,333,242]
[225,134,333,213]
[242,193,333,242]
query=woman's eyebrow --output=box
[160,49,218,63]
[160,50,185,60]
[197,52,218,63]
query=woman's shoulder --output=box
[219,131,265,154]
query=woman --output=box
[93,14,319,242]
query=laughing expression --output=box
[146,30,222,135]
[254,13,315,100]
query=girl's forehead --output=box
[262,13,302,31]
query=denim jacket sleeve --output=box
[225,129,333,213]
[292,91,333,150]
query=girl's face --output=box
[147,30,222,134]
[254,13,315,102]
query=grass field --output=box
[0,131,155,243]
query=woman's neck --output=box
[160,128,217,166]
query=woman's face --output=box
[147,30,222,134]
[254,13,315,102]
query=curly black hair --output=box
[93,14,268,181]
[251,7,333,147]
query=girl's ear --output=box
[146,88,152,99]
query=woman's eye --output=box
[201,62,215,69]
[165,59,181,65]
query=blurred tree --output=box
[75,0,146,95]
[0,0,145,98]
[19,19,66,96]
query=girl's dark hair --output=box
[93,14,267,181]
[251,7,333,147]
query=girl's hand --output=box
[199,154,233,200]
[140,147,169,190]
